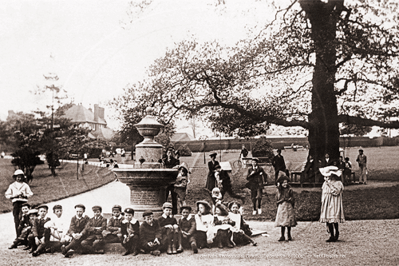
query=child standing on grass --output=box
[343,157,352,185]
[5,169,33,237]
[275,175,297,241]
[319,166,345,242]
[174,163,190,209]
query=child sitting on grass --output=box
[9,206,34,250]
[275,175,297,241]
[212,203,235,249]
[157,202,182,254]
[228,201,257,246]
[178,206,198,254]
[80,205,107,254]
[103,205,124,243]
[121,207,140,256]
[9,203,31,249]
[140,211,162,256]
[29,204,51,257]
[194,200,214,249]
[43,205,69,253]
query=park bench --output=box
[290,170,356,187]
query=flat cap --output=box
[142,210,153,217]
[92,205,102,212]
[112,205,122,211]
[162,202,173,209]
[124,208,135,215]
[74,204,86,210]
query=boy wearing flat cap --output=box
[5,169,33,237]
[140,210,162,256]
[157,202,182,254]
[178,206,198,253]
[103,205,124,243]
[80,205,107,254]
[29,204,51,256]
[61,204,89,258]
[121,208,140,256]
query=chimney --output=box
[94,104,99,122]
[98,106,105,121]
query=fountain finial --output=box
[146,106,155,116]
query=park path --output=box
[1,179,399,265]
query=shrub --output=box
[251,136,274,162]
[176,144,192,157]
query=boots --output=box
[216,235,223,249]
[191,242,198,254]
[32,243,46,257]
[172,243,177,254]
[176,233,183,253]
[225,231,234,248]
[167,244,172,255]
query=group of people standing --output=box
[302,149,368,185]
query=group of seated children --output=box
[9,199,256,257]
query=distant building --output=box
[171,132,193,142]
[63,103,114,140]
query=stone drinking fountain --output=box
[113,107,178,218]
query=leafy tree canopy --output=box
[117,0,399,161]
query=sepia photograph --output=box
[0,0,398,265]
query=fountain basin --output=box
[113,168,178,217]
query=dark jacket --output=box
[163,157,180,168]
[157,215,177,227]
[139,220,162,247]
[81,216,107,237]
[18,214,30,231]
[67,215,90,235]
[218,170,232,190]
[178,216,196,236]
[32,217,51,238]
[246,166,267,189]
[272,155,286,171]
[121,219,140,238]
[106,216,123,233]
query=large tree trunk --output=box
[302,1,341,165]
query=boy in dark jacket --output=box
[121,207,140,256]
[61,204,90,258]
[80,205,107,254]
[157,202,182,254]
[178,206,198,253]
[9,203,31,249]
[140,211,162,256]
[29,205,51,257]
[103,205,124,243]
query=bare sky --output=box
[0,0,274,128]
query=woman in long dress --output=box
[319,166,345,242]
[205,152,219,191]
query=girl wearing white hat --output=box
[319,166,345,242]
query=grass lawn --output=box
[180,147,399,221]
[0,159,115,213]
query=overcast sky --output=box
[0,0,276,128]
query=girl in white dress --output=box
[319,166,345,242]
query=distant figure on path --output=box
[319,166,345,242]
[239,145,248,160]
[5,169,33,237]
[272,149,287,184]
[1,151,5,158]
[356,149,367,185]
[205,152,219,192]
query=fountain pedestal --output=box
[113,107,177,218]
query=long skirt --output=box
[275,202,297,227]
